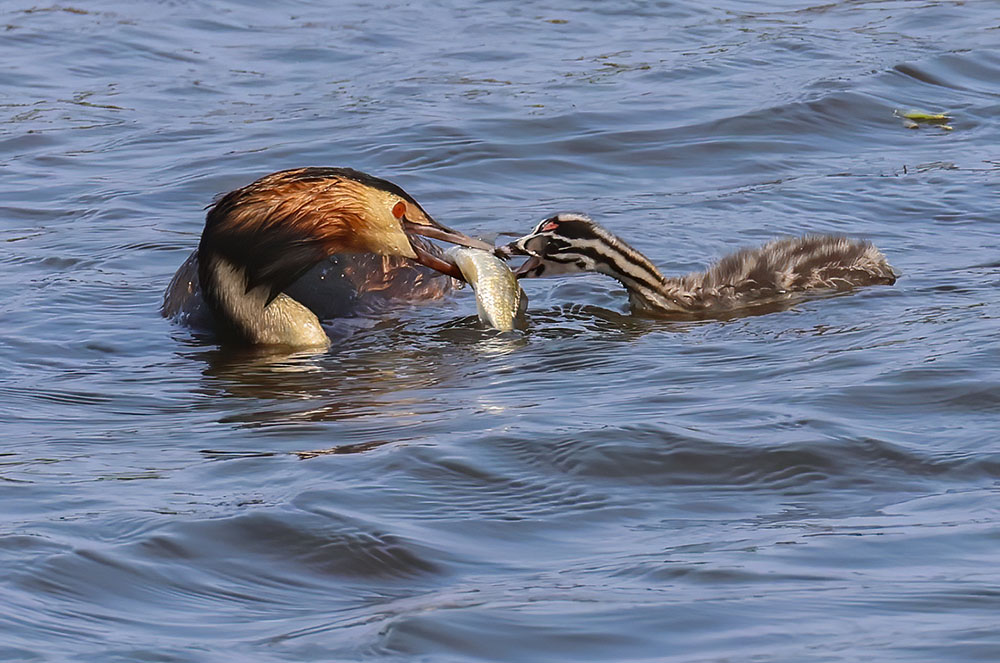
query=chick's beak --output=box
[495,239,543,278]
[403,217,495,280]
[494,242,522,260]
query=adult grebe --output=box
[498,213,896,316]
[162,167,492,346]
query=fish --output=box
[445,246,526,331]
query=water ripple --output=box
[2,0,999,661]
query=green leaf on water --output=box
[893,108,953,130]
[899,110,951,122]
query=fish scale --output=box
[445,247,526,331]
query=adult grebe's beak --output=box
[403,217,495,280]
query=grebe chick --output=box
[498,213,896,316]
[162,167,492,346]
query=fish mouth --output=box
[403,219,494,281]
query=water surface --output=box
[2,1,999,661]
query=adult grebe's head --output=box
[199,167,492,303]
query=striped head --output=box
[499,213,666,282]
[497,213,604,277]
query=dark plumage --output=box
[499,213,896,316]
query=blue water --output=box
[2,1,999,661]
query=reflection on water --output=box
[2,0,999,661]
[293,438,395,459]
[185,315,539,437]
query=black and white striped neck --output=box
[509,213,690,313]
[503,213,897,316]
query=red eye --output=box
[541,221,559,232]
[392,201,407,219]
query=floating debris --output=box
[894,108,953,131]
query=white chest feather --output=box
[207,256,330,347]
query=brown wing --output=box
[166,243,457,327]
[328,237,457,315]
